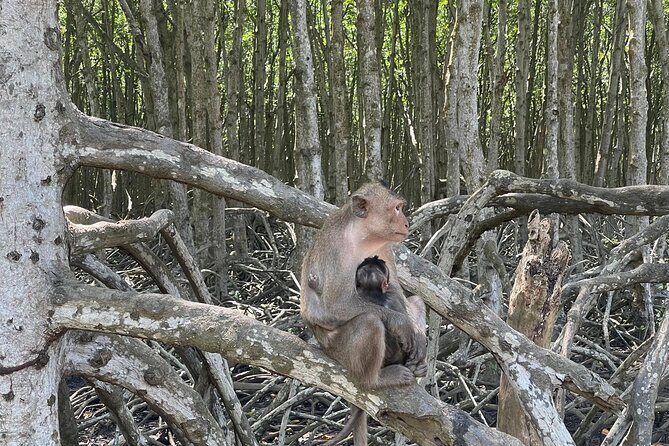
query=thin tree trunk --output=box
[137,0,194,252]
[625,0,653,382]
[384,0,402,182]
[330,0,351,204]
[583,0,602,184]
[557,0,576,180]
[594,0,626,187]
[73,3,101,118]
[609,74,627,187]
[225,0,244,164]
[626,0,649,233]
[290,0,324,271]
[225,0,250,261]
[357,0,383,181]
[487,0,506,172]
[526,0,542,178]
[172,0,188,142]
[514,0,531,176]
[186,0,228,295]
[545,0,558,183]
[308,7,332,187]
[272,0,289,180]
[430,0,487,398]
[648,0,669,185]
[450,0,485,192]
[557,0,584,277]
[414,0,436,203]
[253,0,268,171]
[427,3,462,398]
[73,0,114,219]
[290,0,323,197]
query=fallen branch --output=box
[63,331,229,446]
[51,282,523,446]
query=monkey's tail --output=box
[323,406,367,446]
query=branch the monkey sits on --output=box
[300,182,427,446]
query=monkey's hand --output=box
[385,312,415,354]
[408,359,428,378]
[405,330,427,377]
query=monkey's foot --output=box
[378,364,415,387]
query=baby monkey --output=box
[308,256,402,311]
[355,256,408,366]
[355,256,401,311]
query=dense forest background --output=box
[51,0,669,444]
[62,0,669,208]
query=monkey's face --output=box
[383,198,409,241]
[351,184,410,243]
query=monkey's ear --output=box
[382,279,389,292]
[351,194,369,218]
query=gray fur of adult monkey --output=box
[300,183,427,446]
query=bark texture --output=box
[52,283,523,446]
[357,0,383,181]
[497,214,570,444]
[0,1,72,443]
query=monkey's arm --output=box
[404,295,428,375]
[300,285,341,330]
[303,281,418,354]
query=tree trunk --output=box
[649,0,669,185]
[186,0,228,294]
[290,0,324,272]
[583,0,602,184]
[253,0,268,171]
[557,0,583,270]
[330,0,351,205]
[496,214,571,444]
[272,0,289,181]
[357,0,383,181]
[0,1,71,443]
[514,0,531,176]
[290,0,323,199]
[450,0,485,193]
[544,0,558,183]
[594,0,626,187]
[413,0,436,203]
[72,0,114,219]
[137,0,194,252]
[487,0,507,172]
[557,0,576,181]
[626,0,648,197]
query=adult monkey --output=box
[300,183,427,445]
